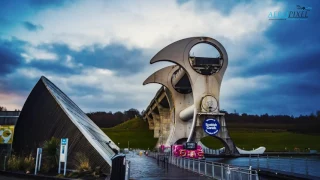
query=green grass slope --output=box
[101,118,320,151]
[201,129,320,151]
[102,118,158,149]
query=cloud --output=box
[37,42,149,75]
[220,70,320,116]
[0,38,26,75]
[1,0,319,117]
[238,48,320,77]
[0,92,25,110]
[22,21,43,32]
[22,46,57,62]
[8,0,281,51]
[28,0,73,8]
[0,65,162,112]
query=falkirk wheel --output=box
[143,37,239,155]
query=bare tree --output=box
[0,106,7,111]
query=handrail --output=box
[149,152,259,180]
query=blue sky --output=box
[0,0,319,116]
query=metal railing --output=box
[149,152,259,180]
[125,160,130,180]
[246,155,320,178]
[203,148,222,155]
[0,149,10,170]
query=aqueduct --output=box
[142,37,239,155]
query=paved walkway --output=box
[126,152,213,180]
[0,175,28,180]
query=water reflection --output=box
[206,156,320,177]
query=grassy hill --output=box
[102,117,158,149]
[101,118,320,151]
[201,129,320,151]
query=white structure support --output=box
[143,37,239,155]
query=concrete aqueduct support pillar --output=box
[144,65,194,146]
[151,112,160,138]
[145,115,154,130]
[145,37,239,155]
[145,96,174,147]
[157,105,171,146]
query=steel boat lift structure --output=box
[143,37,240,155]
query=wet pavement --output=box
[127,152,213,180]
[0,175,28,180]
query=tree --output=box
[0,106,7,111]
[316,110,320,118]
[114,111,126,123]
[241,113,248,117]
[310,112,316,120]
[124,108,141,120]
[141,110,146,116]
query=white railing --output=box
[149,152,259,180]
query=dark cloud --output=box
[230,0,320,81]
[28,0,72,8]
[1,0,320,115]
[226,45,320,116]
[224,43,320,116]
[266,17,320,48]
[0,39,73,95]
[0,38,31,95]
[26,60,79,75]
[0,38,147,98]
[23,21,43,31]
[0,38,77,76]
[73,44,147,76]
[0,38,26,75]
[67,85,104,97]
[224,71,320,116]
[41,43,148,76]
[238,48,320,77]
[220,0,320,116]
[176,0,254,15]
[0,76,37,95]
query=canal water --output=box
[206,156,320,178]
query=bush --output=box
[22,154,35,172]
[42,137,60,171]
[7,155,22,171]
[93,166,101,177]
[75,152,91,172]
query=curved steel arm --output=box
[149,36,228,79]
[150,37,196,66]
[143,65,179,90]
